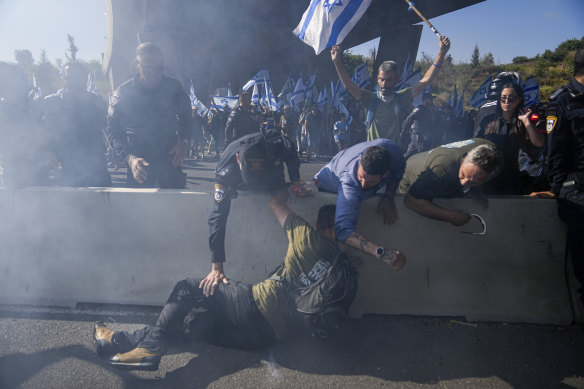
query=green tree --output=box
[480,52,495,67]
[342,51,367,79]
[65,34,78,62]
[36,49,59,95]
[512,56,530,64]
[14,49,35,74]
[471,44,480,68]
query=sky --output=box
[0,0,582,65]
[351,0,584,64]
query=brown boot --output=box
[107,347,161,371]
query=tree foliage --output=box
[471,44,480,68]
[65,34,78,63]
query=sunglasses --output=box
[500,95,519,103]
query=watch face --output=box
[376,247,384,256]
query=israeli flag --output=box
[264,78,279,112]
[189,80,209,117]
[227,83,233,97]
[395,68,421,94]
[304,70,318,100]
[212,96,239,111]
[242,69,270,91]
[87,70,98,93]
[278,74,295,99]
[352,62,370,88]
[468,76,492,108]
[31,74,42,100]
[522,76,540,108]
[394,67,420,92]
[293,0,373,55]
[290,77,305,110]
[322,85,329,110]
[338,102,353,125]
[251,83,260,105]
[189,79,197,109]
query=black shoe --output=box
[107,347,161,371]
[94,322,116,356]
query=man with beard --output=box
[330,36,450,147]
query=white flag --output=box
[242,69,271,91]
[293,0,373,55]
[468,76,492,108]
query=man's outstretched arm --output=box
[404,193,470,226]
[331,46,363,101]
[269,188,293,227]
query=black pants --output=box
[111,278,277,354]
[558,184,584,305]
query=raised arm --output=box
[331,46,363,101]
[269,188,293,227]
[411,36,450,97]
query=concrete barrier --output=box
[0,186,575,325]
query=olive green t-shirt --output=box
[360,88,413,144]
[252,213,339,339]
[399,138,494,200]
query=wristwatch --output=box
[376,247,385,258]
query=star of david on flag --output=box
[294,0,372,55]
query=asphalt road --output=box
[1,157,584,388]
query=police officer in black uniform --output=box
[531,48,584,306]
[224,91,259,147]
[106,42,191,188]
[203,128,304,297]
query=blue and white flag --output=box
[278,74,295,99]
[522,76,540,108]
[468,76,492,108]
[452,84,458,111]
[317,90,325,111]
[264,78,279,112]
[189,80,209,116]
[290,77,305,110]
[293,0,373,55]
[251,83,260,105]
[87,70,98,93]
[395,68,421,94]
[212,96,239,111]
[352,62,370,88]
[304,70,318,101]
[242,69,271,91]
[227,83,233,97]
[338,102,353,125]
[31,74,42,100]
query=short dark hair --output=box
[574,47,584,77]
[317,204,336,231]
[239,91,251,101]
[360,146,391,176]
[136,42,163,59]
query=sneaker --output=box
[94,322,115,356]
[108,347,161,371]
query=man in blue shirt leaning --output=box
[313,139,406,269]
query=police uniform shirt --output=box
[547,78,584,196]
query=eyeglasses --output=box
[500,95,519,103]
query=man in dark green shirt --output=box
[399,139,502,225]
[93,189,400,370]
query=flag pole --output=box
[403,0,441,38]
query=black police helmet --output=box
[487,72,521,101]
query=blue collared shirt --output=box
[314,139,405,242]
